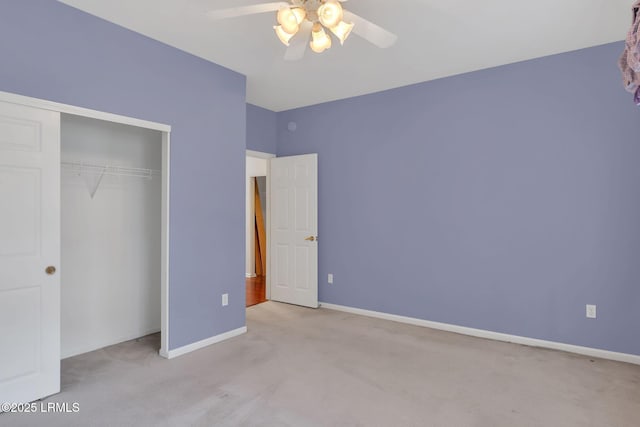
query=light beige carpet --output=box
[3,301,639,426]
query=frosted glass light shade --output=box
[274,25,295,46]
[291,7,307,24]
[318,0,343,28]
[309,41,328,53]
[277,8,299,34]
[329,20,354,45]
[310,23,332,53]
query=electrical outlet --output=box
[222,293,229,307]
[328,273,334,284]
[586,304,596,319]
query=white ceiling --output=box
[59,0,631,111]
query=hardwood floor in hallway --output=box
[246,276,267,307]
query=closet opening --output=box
[60,113,165,359]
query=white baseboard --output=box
[62,328,161,360]
[246,273,257,278]
[320,302,640,366]
[160,326,247,359]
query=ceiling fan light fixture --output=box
[317,0,343,29]
[277,7,299,34]
[291,7,307,24]
[310,22,332,53]
[274,25,296,46]
[208,0,399,60]
[329,20,354,45]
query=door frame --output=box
[0,90,172,359]
[246,150,275,300]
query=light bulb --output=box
[329,20,354,45]
[318,0,343,28]
[277,8,299,34]
[274,25,295,46]
[310,23,332,53]
[291,7,306,24]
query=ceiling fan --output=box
[207,0,398,61]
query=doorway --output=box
[244,151,319,310]
[246,150,274,307]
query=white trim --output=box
[0,90,171,132]
[246,273,257,278]
[159,132,171,358]
[320,303,640,366]
[266,159,272,300]
[246,149,276,159]
[161,327,247,359]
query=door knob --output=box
[45,266,56,275]
[304,236,317,242]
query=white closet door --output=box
[0,101,60,404]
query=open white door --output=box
[0,101,60,403]
[269,154,318,308]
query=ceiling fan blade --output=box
[342,10,398,49]
[207,2,288,20]
[284,20,313,61]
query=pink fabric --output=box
[619,1,640,95]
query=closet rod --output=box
[61,161,160,179]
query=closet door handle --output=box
[45,266,56,275]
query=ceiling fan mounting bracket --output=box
[292,0,322,21]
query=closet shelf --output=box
[62,160,160,199]
[62,161,160,179]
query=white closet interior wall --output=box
[61,114,162,358]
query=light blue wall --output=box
[247,104,277,154]
[0,0,247,350]
[277,42,640,356]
